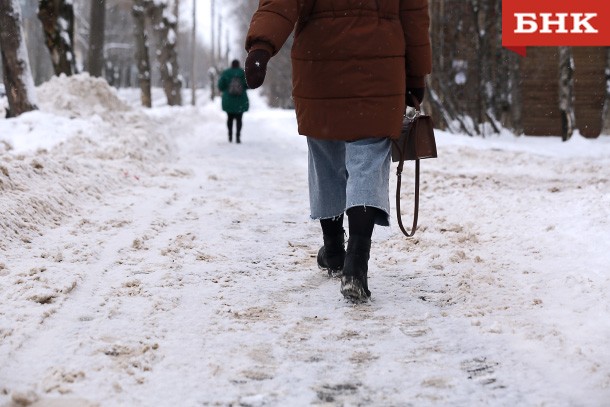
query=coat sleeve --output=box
[400,0,432,88]
[245,0,300,56]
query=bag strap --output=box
[393,93,423,237]
[392,141,420,237]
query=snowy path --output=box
[1,79,610,406]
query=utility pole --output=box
[225,30,230,67]
[211,0,215,64]
[210,0,216,100]
[217,13,222,68]
[88,0,106,77]
[191,0,196,106]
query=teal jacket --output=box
[218,68,249,114]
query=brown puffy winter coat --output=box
[246,0,432,140]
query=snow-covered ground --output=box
[0,75,609,406]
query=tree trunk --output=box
[602,47,610,135]
[191,0,197,106]
[211,0,215,64]
[264,35,293,108]
[132,0,152,107]
[558,47,575,141]
[426,0,446,131]
[146,1,182,106]
[493,0,514,129]
[37,0,78,76]
[210,0,217,100]
[88,0,106,77]
[470,0,496,135]
[0,0,38,117]
[427,79,475,136]
[209,67,217,100]
[217,14,222,67]
[173,0,179,53]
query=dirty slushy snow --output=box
[0,74,609,406]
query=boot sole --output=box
[340,278,369,302]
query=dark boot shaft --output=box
[341,235,372,299]
[343,235,371,278]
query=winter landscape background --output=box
[0,74,609,406]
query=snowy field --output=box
[0,74,609,406]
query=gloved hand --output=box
[406,88,425,107]
[245,49,271,89]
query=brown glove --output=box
[245,49,271,89]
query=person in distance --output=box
[218,59,249,143]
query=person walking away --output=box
[218,59,249,143]
[244,1,432,301]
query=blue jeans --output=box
[307,137,391,226]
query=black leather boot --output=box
[340,235,372,301]
[317,231,346,277]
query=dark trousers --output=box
[227,113,243,142]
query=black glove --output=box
[245,49,271,89]
[406,88,425,107]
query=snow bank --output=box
[36,73,132,119]
[0,74,175,251]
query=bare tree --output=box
[558,47,575,141]
[104,1,140,88]
[38,0,78,76]
[232,0,294,107]
[602,47,610,135]
[427,0,474,134]
[232,0,258,59]
[176,18,212,92]
[211,0,216,63]
[0,0,38,117]
[146,0,182,106]
[209,0,218,100]
[88,0,106,77]
[426,0,521,135]
[491,0,519,131]
[130,0,183,106]
[469,0,488,133]
[132,0,151,107]
[191,0,196,106]
[263,36,293,108]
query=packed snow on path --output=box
[0,74,609,406]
